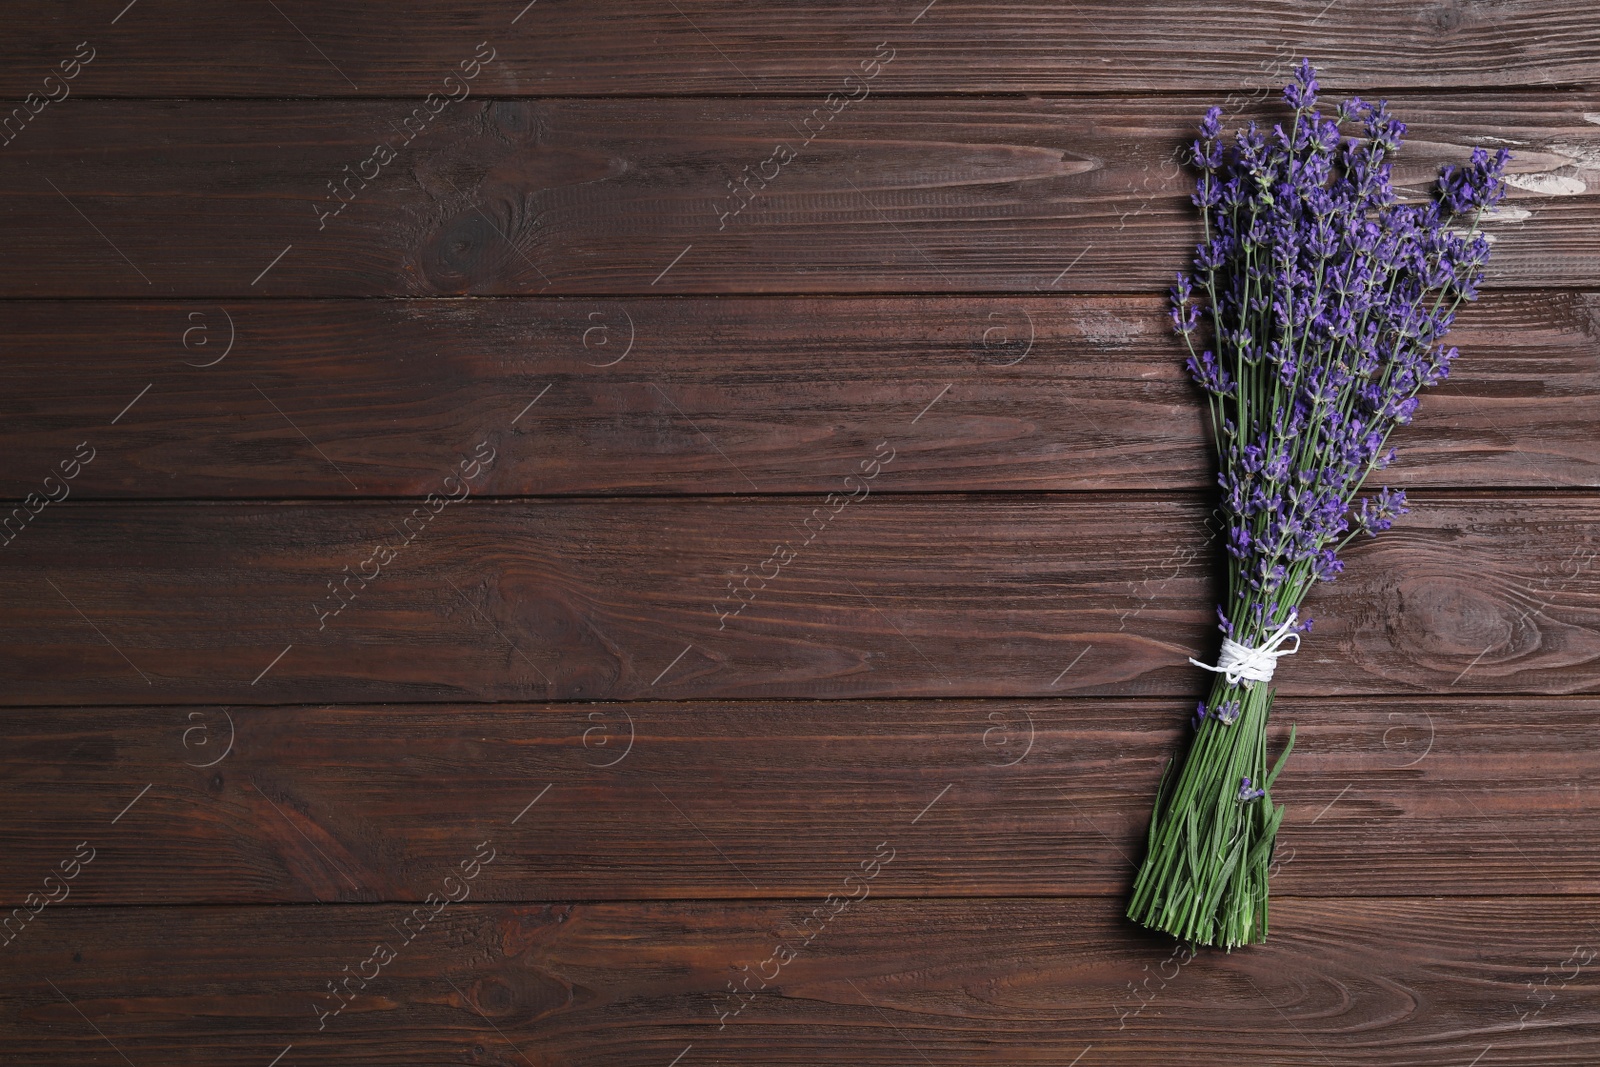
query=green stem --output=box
[1128,671,1291,948]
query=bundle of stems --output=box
[1127,61,1509,948]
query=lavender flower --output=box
[1132,62,1507,950]
[1167,64,1506,624]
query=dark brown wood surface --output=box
[2,497,1597,705]
[0,697,1588,904]
[1,1,1596,96]
[0,96,1594,296]
[3,8,1597,1066]
[1,293,1597,499]
[5,898,1597,1066]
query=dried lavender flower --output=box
[1129,61,1509,949]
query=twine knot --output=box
[1189,613,1301,687]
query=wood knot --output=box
[456,970,572,1025]
[1421,0,1467,34]
[1398,575,1513,659]
[418,191,545,293]
[488,101,541,142]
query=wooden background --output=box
[1,3,1598,1064]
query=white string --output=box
[1188,612,1301,687]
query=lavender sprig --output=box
[1129,60,1508,949]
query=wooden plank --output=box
[0,96,1592,296]
[0,697,1592,905]
[0,496,1595,705]
[1,2,1596,97]
[1,292,1596,499]
[3,897,1596,1064]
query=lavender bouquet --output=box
[1128,61,1509,948]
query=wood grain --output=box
[0,96,1594,296]
[0,292,1595,499]
[0,16,1596,1067]
[2,1,1597,96]
[0,697,1590,905]
[4,897,1596,1065]
[1,496,1595,705]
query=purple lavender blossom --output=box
[1132,62,1504,948]
[1170,59,1508,633]
[1192,699,1243,730]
